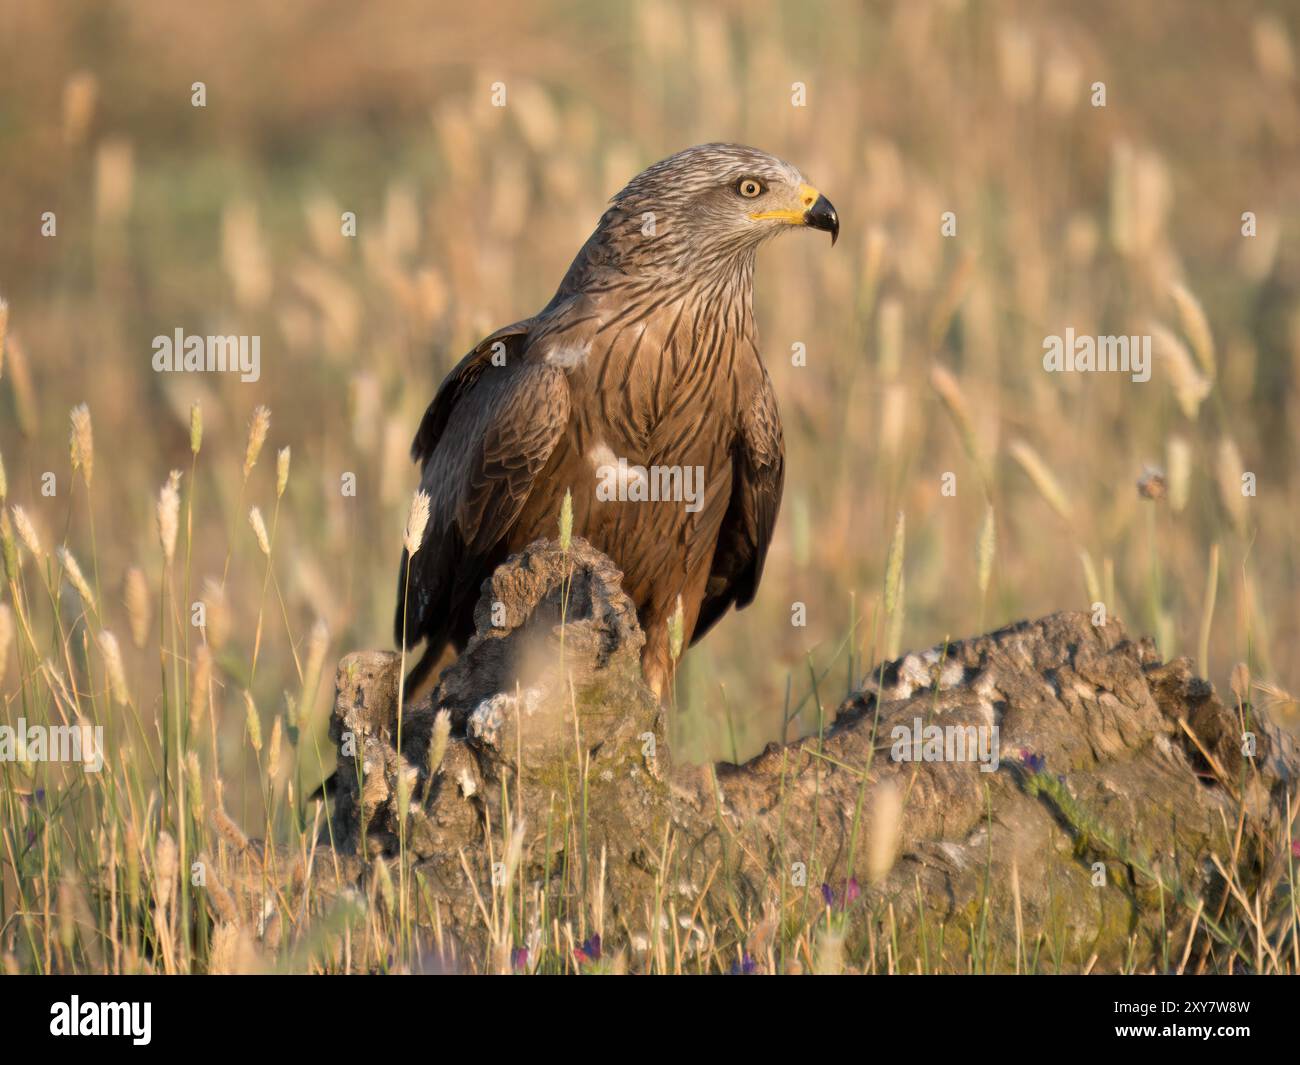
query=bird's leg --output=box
[640,641,670,705]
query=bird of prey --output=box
[396,143,838,698]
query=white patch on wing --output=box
[589,443,646,501]
[543,339,592,370]
[588,442,617,470]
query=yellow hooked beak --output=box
[749,183,840,244]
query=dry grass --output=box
[0,0,1298,973]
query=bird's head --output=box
[604,143,839,274]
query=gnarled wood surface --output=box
[321,538,1297,971]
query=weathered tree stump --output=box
[325,538,1299,971]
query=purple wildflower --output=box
[574,934,601,964]
[1020,750,1046,774]
[821,878,862,911]
[729,953,759,975]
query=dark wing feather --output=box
[395,326,569,652]
[410,320,532,465]
[692,369,785,642]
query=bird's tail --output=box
[403,640,444,700]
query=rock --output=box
[323,539,1299,972]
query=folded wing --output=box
[395,325,571,659]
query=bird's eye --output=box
[736,178,765,199]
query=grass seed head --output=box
[267,715,283,780]
[0,603,13,688]
[929,365,984,472]
[276,446,290,498]
[868,780,903,885]
[202,577,231,650]
[98,629,129,704]
[1152,321,1211,420]
[124,566,151,647]
[12,504,42,558]
[1167,436,1192,514]
[428,708,452,776]
[212,807,250,853]
[203,864,239,925]
[1008,440,1073,522]
[299,618,330,724]
[403,489,431,556]
[248,505,270,556]
[884,511,905,615]
[62,71,98,145]
[242,405,271,480]
[69,403,94,489]
[1215,436,1248,535]
[243,690,262,752]
[153,831,178,912]
[1169,280,1216,381]
[184,770,205,834]
[558,488,573,552]
[190,643,212,731]
[57,546,96,613]
[0,510,18,582]
[156,471,181,565]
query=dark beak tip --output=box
[805,193,840,246]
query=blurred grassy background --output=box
[2,0,1299,784]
